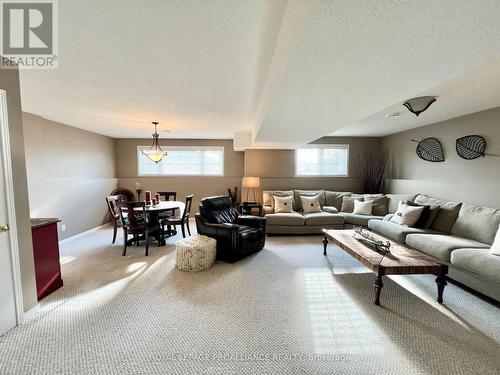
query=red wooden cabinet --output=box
[31,219,63,300]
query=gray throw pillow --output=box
[364,195,388,216]
[341,196,364,213]
[414,195,462,233]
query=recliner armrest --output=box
[236,215,266,229]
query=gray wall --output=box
[383,107,500,208]
[115,139,244,209]
[244,137,382,201]
[23,113,118,239]
[0,69,37,312]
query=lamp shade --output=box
[242,176,260,188]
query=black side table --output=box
[240,202,263,217]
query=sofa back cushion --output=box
[294,190,325,211]
[341,195,364,213]
[386,194,418,214]
[262,190,295,211]
[451,204,500,244]
[325,191,352,211]
[364,194,388,216]
[414,194,462,234]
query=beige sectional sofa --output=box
[263,189,500,302]
[263,189,386,235]
[368,194,500,302]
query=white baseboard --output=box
[59,223,111,245]
[23,304,41,323]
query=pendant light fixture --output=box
[403,96,436,116]
[142,121,167,163]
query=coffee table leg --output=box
[373,275,384,306]
[435,274,447,303]
[322,236,328,256]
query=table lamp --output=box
[242,176,260,204]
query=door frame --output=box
[0,89,24,325]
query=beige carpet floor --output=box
[0,223,499,374]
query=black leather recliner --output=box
[195,196,266,263]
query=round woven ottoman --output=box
[175,235,217,272]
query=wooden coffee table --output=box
[322,229,448,306]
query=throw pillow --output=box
[390,201,424,227]
[364,195,389,216]
[322,206,339,214]
[274,195,293,213]
[301,195,321,213]
[491,223,500,256]
[353,200,373,215]
[406,201,439,228]
[341,196,364,213]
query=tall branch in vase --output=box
[359,150,387,194]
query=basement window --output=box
[295,145,349,177]
[137,146,224,176]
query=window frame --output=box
[137,145,225,177]
[294,144,350,177]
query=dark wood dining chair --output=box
[106,195,123,244]
[158,192,177,201]
[161,194,193,238]
[158,191,178,231]
[110,188,136,202]
[119,201,163,256]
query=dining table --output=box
[127,200,185,246]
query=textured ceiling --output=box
[20,0,287,139]
[18,0,500,147]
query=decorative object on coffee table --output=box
[353,227,391,253]
[456,135,486,160]
[322,229,448,306]
[176,234,217,272]
[412,137,445,162]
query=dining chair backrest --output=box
[120,201,146,228]
[181,194,194,221]
[110,188,136,202]
[106,195,121,219]
[158,191,177,201]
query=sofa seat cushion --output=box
[368,219,436,243]
[450,203,500,245]
[266,212,305,226]
[303,212,344,226]
[451,248,500,283]
[341,213,384,227]
[405,234,489,262]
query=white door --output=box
[0,89,21,336]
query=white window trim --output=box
[295,144,349,177]
[137,145,225,177]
